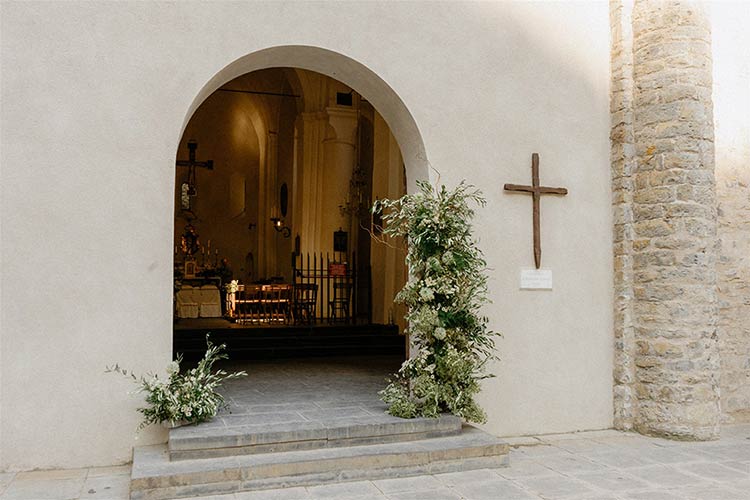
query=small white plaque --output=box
[520,269,553,290]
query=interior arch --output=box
[179,45,429,189]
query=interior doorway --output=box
[172,67,409,360]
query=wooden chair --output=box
[262,284,291,324]
[292,283,318,324]
[235,284,263,324]
[328,280,352,323]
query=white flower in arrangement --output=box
[225,279,239,293]
[166,361,180,376]
[374,180,497,425]
[419,287,435,301]
[107,337,247,430]
[441,251,454,265]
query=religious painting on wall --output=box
[333,229,348,253]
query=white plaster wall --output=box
[0,1,612,469]
[712,1,750,421]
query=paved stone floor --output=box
[195,356,404,431]
[1,424,748,500]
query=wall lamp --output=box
[270,217,291,238]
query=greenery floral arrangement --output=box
[107,337,246,428]
[225,279,239,294]
[373,180,498,423]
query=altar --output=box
[175,283,222,319]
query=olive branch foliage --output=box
[107,336,246,429]
[373,180,499,423]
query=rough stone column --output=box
[630,0,720,440]
[610,0,637,431]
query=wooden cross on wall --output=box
[176,140,214,211]
[176,139,214,173]
[504,153,568,269]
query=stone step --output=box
[168,413,463,460]
[131,425,509,500]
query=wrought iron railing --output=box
[291,252,358,324]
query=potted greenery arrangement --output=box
[107,337,246,429]
[373,180,498,424]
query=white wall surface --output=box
[712,1,750,420]
[0,1,612,469]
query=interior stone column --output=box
[264,131,279,277]
[257,137,269,279]
[299,111,328,254]
[322,106,358,255]
[630,0,720,440]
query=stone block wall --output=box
[610,0,723,440]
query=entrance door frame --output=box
[173,45,428,350]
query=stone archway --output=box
[178,45,429,191]
[172,46,426,355]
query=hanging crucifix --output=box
[176,140,214,211]
[504,153,568,269]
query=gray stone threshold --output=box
[131,425,509,500]
[168,414,462,460]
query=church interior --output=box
[172,68,408,359]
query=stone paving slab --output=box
[162,424,749,500]
[1,424,749,499]
[0,466,130,500]
[0,474,14,496]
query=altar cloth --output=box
[176,285,221,318]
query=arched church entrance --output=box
[171,48,427,374]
